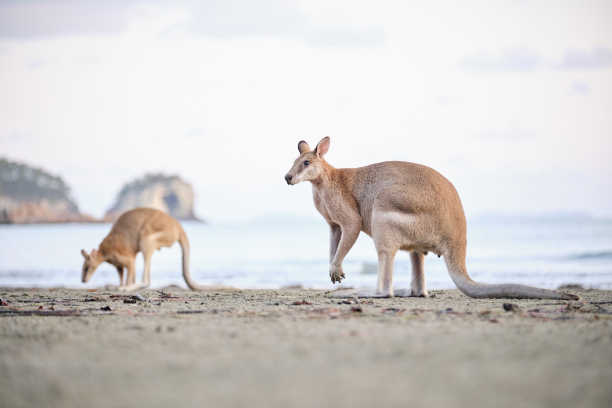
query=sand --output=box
[0,286,611,408]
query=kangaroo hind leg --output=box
[119,237,157,292]
[136,234,158,289]
[409,251,428,297]
[342,246,398,298]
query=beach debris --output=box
[84,296,104,302]
[311,307,339,314]
[123,293,146,304]
[307,307,343,319]
[503,303,521,312]
[176,310,204,314]
[489,319,499,323]
[291,300,312,306]
[100,305,112,312]
[155,325,177,333]
[527,312,551,320]
[157,290,180,299]
[479,310,492,316]
[557,283,583,290]
[567,302,611,314]
[38,305,43,310]
[351,306,363,313]
[281,284,304,289]
[434,308,471,317]
[0,308,111,317]
[0,299,8,306]
[337,297,359,305]
[382,307,405,315]
[110,294,145,302]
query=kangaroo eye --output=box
[304,160,310,166]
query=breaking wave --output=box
[567,251,612,260]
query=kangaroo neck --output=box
[311,161,338,190]
[311,162,355,199]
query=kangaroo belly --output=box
[371,209,444,255]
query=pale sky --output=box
[1,0,611,221]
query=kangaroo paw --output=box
[329,265,345,283]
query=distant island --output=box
[0,158,95,224]
[105,173,202,222]
[0,159,203,224]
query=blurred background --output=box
[1,0,611,290]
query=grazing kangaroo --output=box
[80,208,204,292]
[285,137,578,300]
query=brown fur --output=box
[285,137,578,300]
[80,208,203,291]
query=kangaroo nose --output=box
[285,174,293,184]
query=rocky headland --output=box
[105,173,201,222]
[0,158,95,224]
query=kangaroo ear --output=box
[298,140,310,154]
[81,249,89,259]
[314,136,330,157]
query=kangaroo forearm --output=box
[329,225,341,262]
[331,225,359,266]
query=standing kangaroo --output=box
[285,137,578,300]
[80,208,204,292]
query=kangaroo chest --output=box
[312,186,361,227]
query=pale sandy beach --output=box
[0,286,611,408]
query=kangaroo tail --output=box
[445,249,579,300]
[178,226,204,291]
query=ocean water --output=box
[0,216,611,291]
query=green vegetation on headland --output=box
[0,158,77,209]
[0,158,89,223]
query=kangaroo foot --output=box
[401,288,429,297]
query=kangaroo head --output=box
[285,136,331,185]
[80,248,103,283]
